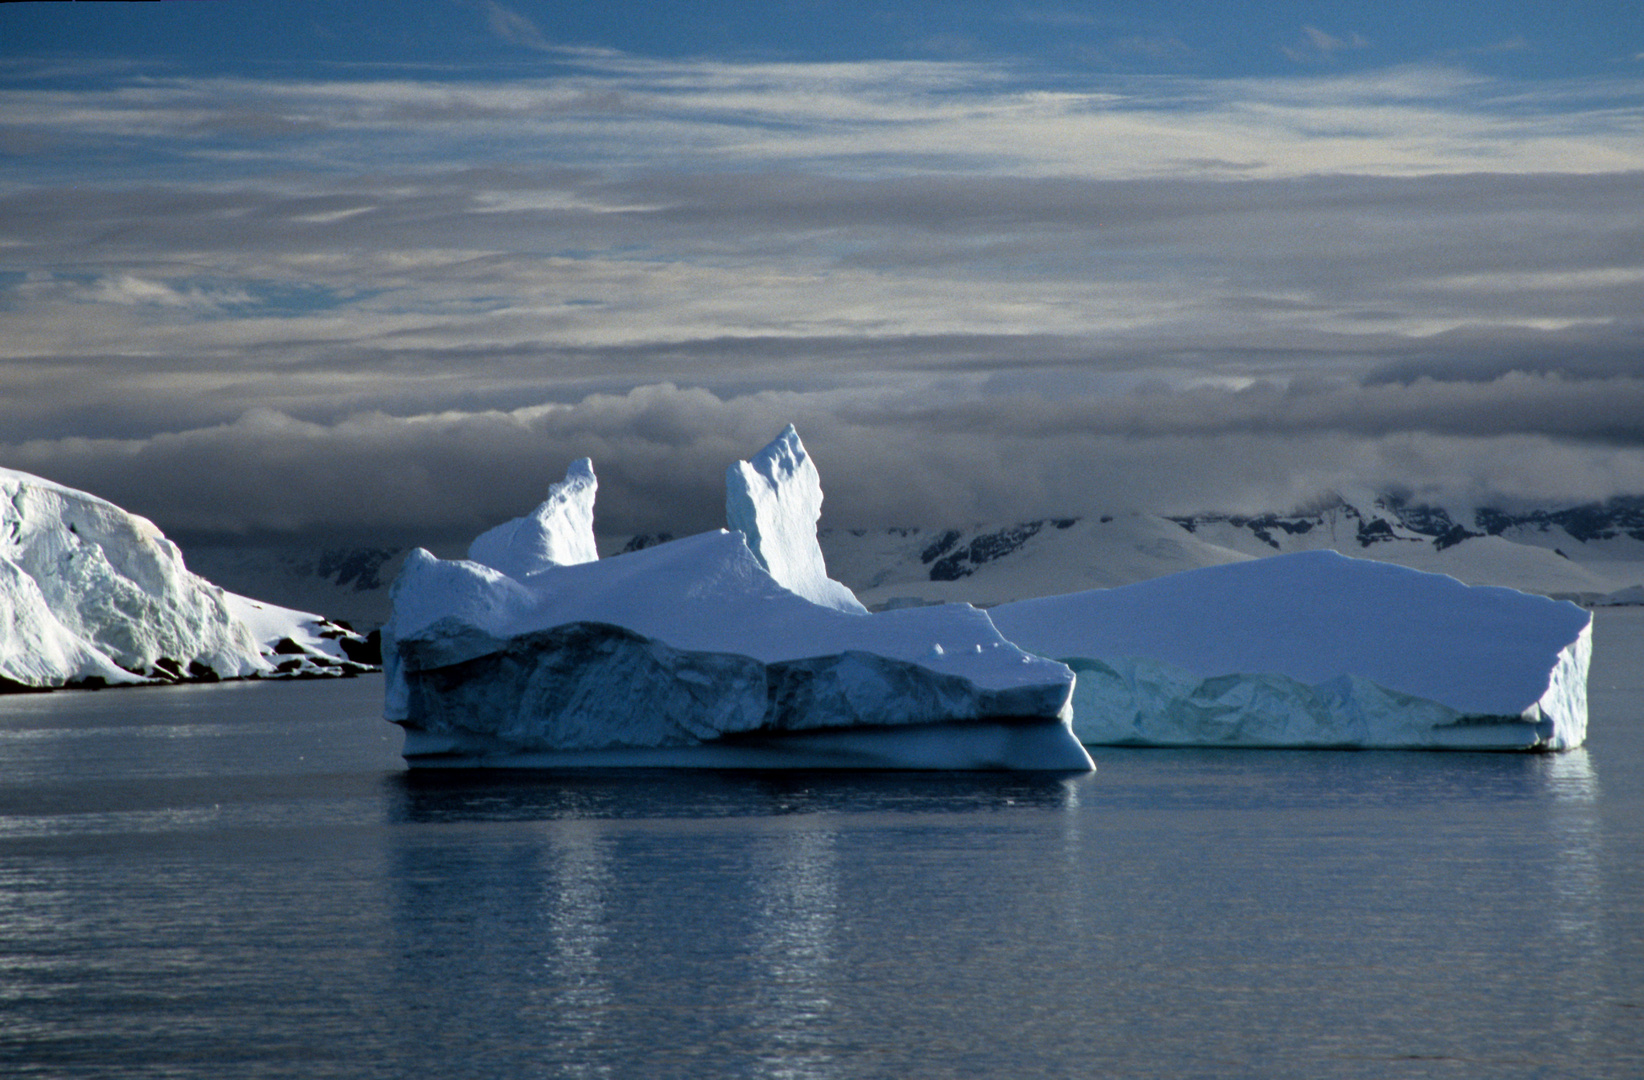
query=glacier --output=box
[383,431,1090,770]
[990,550,1592,751]
[1,466,376,690]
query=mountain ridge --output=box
[180,494,1644,626]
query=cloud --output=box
[477,1,558,54]
[1283,26,1372,65]
[1,53,1642,545]
[8,378,1644,551]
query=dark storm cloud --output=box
[9,373,1644,550]
[853,371,1644,444]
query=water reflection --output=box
[1082,745,1606,812]
[750,821,840,1080]
[541,824,615,1080]
[1543,750,1605,1053]
[388,769,1082,824]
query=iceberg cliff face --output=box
[467,458,598,578]
[384,435,1089,770]
[726,425,867,614]
[1,467,267,687]
[0,467,379,690]
[991,550,1592,751]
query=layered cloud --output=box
[2,43,1642,541]
[9,378,1644,547]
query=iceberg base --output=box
[1065,657,1575,752]
[402,718,1094,772]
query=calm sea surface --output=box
[2,610,1642,1079]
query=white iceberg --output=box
[727,424,867,614]
[990,550,1591,751]
[383,436,1089,771]
[467,457,598,577]
[0,466,376,690]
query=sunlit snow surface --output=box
[467,457,598,578]
[1,467,375,689]
[991,550,1591,751]
[0,467,268,687]
[726,424,867,614]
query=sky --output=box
[2,1,1643,547]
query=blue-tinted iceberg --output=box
[384,432,1090,771]
[467,458,599,577]
[990,550,1591,751]
[726,424,866,614]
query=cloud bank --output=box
[2,42,1642,543]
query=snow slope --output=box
[824,498,1644,611]
[991,551,1591,751]
[468,458,598,577]
[1,467,376,690]
[826,514,1257,610]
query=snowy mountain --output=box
[178,494,1644,626]
[825,495,1644,611]
[1,467,378,691]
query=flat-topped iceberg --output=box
[0,466,374,690]
[384,431,1089,771]
[990,550,1591,751]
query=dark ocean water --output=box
[1,610,1641,1079]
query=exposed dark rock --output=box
[1432,524,1482,552]
[927,522,1049,581]
[1473,497,1644,542]
[620,533,675,554]
[919,530,962,564]
[339,630,382,666]
[1355,518,1399,546]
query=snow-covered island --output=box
[991,551,1592,751]
[383,428,1093,770]
[1,467,378,691]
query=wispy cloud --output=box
[481,1,558,54]
[1283,26,1372,65]
[2,50,1642,538]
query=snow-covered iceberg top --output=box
[467,457,598,577]
[383,434,1089,771]
[0,466,376,690]
[990,550,1592,751]
[727,424,866,614]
